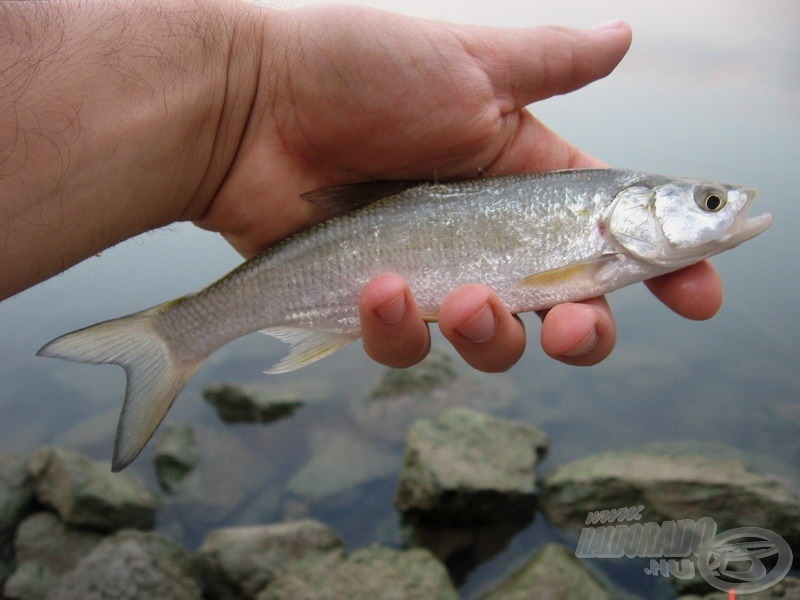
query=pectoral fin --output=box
[260,327,357,374]
[518,254,619,289]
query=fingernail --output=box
[375,292,406,325]
[456,303,497,343]
[594,18,624,30]
[562,327,598,357]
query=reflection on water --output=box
[1,1,798,598]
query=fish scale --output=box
[37,169,771,470]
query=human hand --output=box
[191,5,722,371]
[0,2,720,369]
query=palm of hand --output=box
[195,6,616,258]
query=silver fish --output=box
[38,169,772,470]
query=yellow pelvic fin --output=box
[518,254,618,289]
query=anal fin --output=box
[260,327,357,374]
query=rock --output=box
[3,511,103,600]
[286,427,397,503]
[28,447,159,532]
[403,513,534,587]
[0,455,36,544]
[370,350,458,399]
[256,545,458,600]
[157,427,270,532]
[540,448,800,548]
[0,454,36,590]
[47,530,200,600]
[395,408,548,524]
[352,348,519,442]
[677,575,800,599]
[197,519,344,600]
[670,553,793,597]
[1,543,13,592]
[203,383,302,424]
[481,543,615,600]
[154,424,200,492]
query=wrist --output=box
[178,0,270,223]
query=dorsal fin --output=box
[301,181,424,216]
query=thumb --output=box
[462,20,632,110]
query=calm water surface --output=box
[1,1,798,597]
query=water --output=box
[1,1,798,597]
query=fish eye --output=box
[696,190,726,213]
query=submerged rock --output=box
[3,511,103,600]
[47,530,201,600]
[0,454,36,544]
[369,350,458,399]
[352,348,519,442]
[197,519,344,600]
[203,383,303,424]
[28,446,159,532]
[158,427,269,532]
[481,543,615,600]
[286,427,397,503]
[154,423,200,492]
[256,545,458,600]
[395,408,548,524]
[403,513,534,587]
[540,448,800,548]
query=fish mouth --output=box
[722,188,773,247]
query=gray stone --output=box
[1,540,14,594]
[29,447,159,532]
[286,427,398,502]
[370,350,458,399]
[403,513,533,587]
[3,512,103,600]
[154,424,200,492]
[481,543,615,600]
[203,383,302,424]
[158,427,269,530]
[0,455,36,545]
[540,448,800,548]
[395,408,548,523]
[677,575,800,599]
[256,545,458,600]
[47,530,200,600]
[353,348,519,443]
[197,519,344,600]
[0,454,36,591]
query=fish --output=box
[37,169,772,471]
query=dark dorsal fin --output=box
[301,180,425,217]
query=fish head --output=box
[605,176,772,268]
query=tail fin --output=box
[37,309,199,472]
